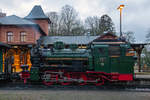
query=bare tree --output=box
[46,12,59,35]
[123,31,136,43]
[47,5,85,36]
[60,5,83,35]
[141,29,150,68]
[71,20,85,35]
[141,47,150,68]
[146,28,150,42]
[99,14,116,34]
[46,6,117,36]
[85,16,100,35]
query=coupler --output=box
[20,65,30,84]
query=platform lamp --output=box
[117,5,125,38]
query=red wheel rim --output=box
[61,73,71,85]
[79,74,87,85]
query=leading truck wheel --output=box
[43,81,54,86]
[42,71,58,86]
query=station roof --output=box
[0,42,10,48]
[93,33,123,42]
[131,43,148,46]
[42,36,99,45]
[0,15,36,25]
[0,15,46,35]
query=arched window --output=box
[20,32,26,42]
[7,32,13,42]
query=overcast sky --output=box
[0,0,149,42]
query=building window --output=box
[7,32,13,42]
[20,32,26,42]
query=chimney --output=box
[0,9,6,18]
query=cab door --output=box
[93,45,110,73]
[109,45,121,73]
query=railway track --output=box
[0,79,150,92]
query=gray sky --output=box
[0,0,149,42]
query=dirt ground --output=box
[0,90,150,100]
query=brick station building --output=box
[0,5,50,72]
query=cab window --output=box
[109,46,120,56]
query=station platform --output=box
[135,72,150,79]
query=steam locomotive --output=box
[28,36,135,86]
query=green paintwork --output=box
[110,57,120,73]
[119,56,134,74]
[69,44,78,50]
[32,40,135,82]
[42,49,89,65]
[88,56,93,70]
[92,45,110,73]
[110,56,134,74]
[41,42,135,74]
[30,67,40,81]
[92,43,135,74]
[42,48,90,58]
[54,41,65,49]
[120,44,130,56]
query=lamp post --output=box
[117,5,125,38]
